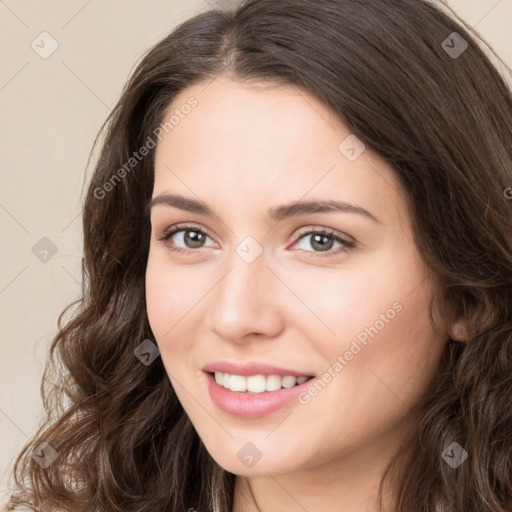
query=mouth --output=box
[204,370,317,418]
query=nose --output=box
[206,248,285,344]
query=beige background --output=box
[1,0,511,502]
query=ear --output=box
[448,320,469,342]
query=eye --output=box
[291,228,355,257]
[157,223,356,258]
[156,223,216,254]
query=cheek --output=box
[145,250,188,344]
[145,249,213,359]
[145,256,198,395]
[319,279,443,428]
[279,256,406,350]
[306,248,442,394]
[145,261,171,338]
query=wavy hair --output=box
[4,0,512,510]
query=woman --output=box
[4,0,512,510]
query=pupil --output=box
[185,230,204,248]
[312,234,332,252]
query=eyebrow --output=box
[148,193,382,224]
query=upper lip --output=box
[202,361,315,377]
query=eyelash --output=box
[156,222,356,258]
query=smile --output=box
[204,371,317,418]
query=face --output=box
[145,78,448,477]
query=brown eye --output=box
[301,232,336,252]
[293,229,355,257]
[178,229,207,249]
[157,224,215,253]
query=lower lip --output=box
[204,371,316,418]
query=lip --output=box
[202,360,315,377]
[204,371,317,418]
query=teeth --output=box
[230,374,248,392]
[266,374,282,391]
[213,372,311,393]
[247,375,267,393]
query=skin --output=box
[145,78,461,512]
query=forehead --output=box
[156,78,340,155]
[152,78,406,230]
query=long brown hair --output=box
[4,0,512,510]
